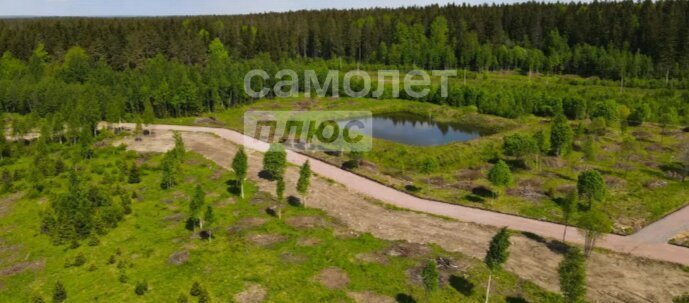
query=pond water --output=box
[339,112,489,146]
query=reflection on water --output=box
[339,112,489,146]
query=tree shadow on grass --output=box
[449,275,474,296]
[471,186,494,198]
[522,232,568,255]
[258,170,277,181]
[506,297,529,303]
[465,194,485,203]
[287,195,301,207]
[395,294,416,303]
[225,179,241,196]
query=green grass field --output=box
[0,140,561,302]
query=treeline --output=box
[2,39,689,132]
[1,1,689,79]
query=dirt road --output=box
[114,125,689,302]
[115,123,689,265]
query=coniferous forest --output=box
[2,1,689,131]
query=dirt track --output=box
[114,126,689,302]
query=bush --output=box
[88,236,100,246]
[134,281,148,296]
[73,253,87,267]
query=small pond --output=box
[339,112,490,146]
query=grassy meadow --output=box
[0,138,561,302]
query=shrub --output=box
[190,281,203,296]
[134,281,148,296]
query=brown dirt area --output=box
[284,216,327,229]
[296,237,321,247]
[116,130,689,302]
[347,291,396,303]
[0,192,23,217]
[0,259,45,277]
[315,267,350,289]
[245,233,287,247]
[234,283,267,303]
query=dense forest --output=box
[1,0,689,135]
[2,1,689,78]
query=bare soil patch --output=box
[230,217,268,232]
[296,237,321,247]
[0,192,23,217]
[456,168,483,181]
[541,157,566,168]
[168,250,189,265]
[643,179,668,189]
[506,182,547,202]
[234,283,267,303]
[354,252,388,264]
[285,216,327,229]
[347,291,395,303]
[0,259,45,277]
[384,242,431,259]
[245,233,287,247]
[249,192,274,205]
[315,267,349,289]
[163,213,185,224]
[280,252,308,264]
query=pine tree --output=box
[559,247,587,303]
[484,227,510,303]
[198,288,212,303]
[203,206,215,242]
[189,185,205,230]
[172,132,185,160]
[53,281,67,303]
[190,281,203,296]
[296,161,311,207]
[31,294,46,303]
[177,293,189,303]
[160,155,176,189]
[232,148,248,198]
[128,163,140,184]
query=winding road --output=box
[118,123,689,266]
